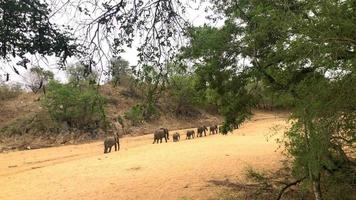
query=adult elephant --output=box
[152,128,169,144]
[209,125,218,135]
[197,126,208,137]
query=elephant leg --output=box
[104,146,107,154]
[115,143,117,151]
[109,146,112,153]
[165,136,167,143]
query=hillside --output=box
[0,84,222,152]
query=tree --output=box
[109,58,130,87]
[42,81,106,129]
[25,67,54,94]
[66,64,98,87]
[0,0,78,73]
[182,0,356,199]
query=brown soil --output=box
[0,111,289,200]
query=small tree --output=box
[66,64,98,88]
[124,104,144,126]
[42,81,106,129]
[25,67,54,94]
[167,74,204,116]
[109,58,130,87]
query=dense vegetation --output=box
[180,1,356,199]
[0,0,355,199]
[42,81,106,130]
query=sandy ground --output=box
[0,111,289,200]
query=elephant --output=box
[153,128,169,144]
[209,125,218,135]
[173,132,180,142]
[104,135,120,153]
[197,126,208,137]
[186,130,195,139]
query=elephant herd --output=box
[103,124,230,153]
[152,124,220,144]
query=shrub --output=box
[42,81,106,129]
[124,104,144,126]
[166,75,206,115]
[0,111,61,136]
[0,83,22,101]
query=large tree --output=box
[0,0,78,69]
[182,0,356,199]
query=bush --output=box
[0,111,61,137]
[247,81,295,110]
[0,83,22,101]
[166,75,206,116]
[42,81,106,129]
[124,104,144,126]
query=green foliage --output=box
[132,64,164,120]
[0,83,22,101]
[165,61,220,116]
[0,0,78,65]
[182,0,356,198]
[0,111,61,137]
[167,74,203,115]
[124,104,144,126]
[247,80,295,110]
[27,67,54,94]
[109,58,131,87]
[66,64,98,87]
[42,81,106,129]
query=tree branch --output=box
[276,176,306,200]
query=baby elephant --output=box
[104,135,120,153]
[173,132,180,142]
[186,130,195,139]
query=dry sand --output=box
[0,111,289,200]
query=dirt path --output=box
[0,111,289,200]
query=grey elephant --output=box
[186,130,195,139]
[209,125,218,135]
[153,128,169,144]
[104,135,120,153]
[173,132,180,142]
[197,126,208,137]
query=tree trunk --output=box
[304,118,323,200]
[308,166,323,200]
[312,173,322,200]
